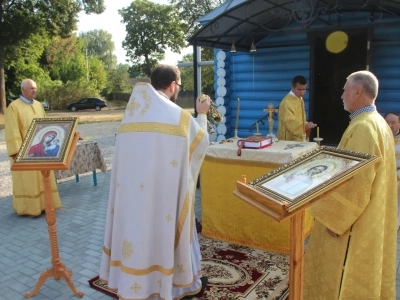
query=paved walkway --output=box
[0,172,114,299]
[0,171,204,300]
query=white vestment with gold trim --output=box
[99,83,209,300]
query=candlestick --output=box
[235,98,240,132]
[256,122,259,133]
[317,127,319,138]
[313,137,323,147]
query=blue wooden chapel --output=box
[189,0,400,145]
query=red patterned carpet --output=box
[89,234,289,299]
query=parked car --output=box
[67,97,107,112]
[6,98,14,107]
[41,101,50,110]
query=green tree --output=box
[4,33,52,96]
[88,56,107,91]
[0,0,105,114]
[105,64,134,94]
[168,0,223,39]
[179,49,214,96]
[42,35,86,83]
[120,0,186,76]
[79,30,117,71]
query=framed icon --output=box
[234,146,378,221]
[12,117,79,171]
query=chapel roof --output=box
[189,0,400,51]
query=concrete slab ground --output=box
[1,172,400,299]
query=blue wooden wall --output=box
[213,25,400,139]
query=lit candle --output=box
[317,127,319,138]
[256,122,259,133]
[235,98,240,131]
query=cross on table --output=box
[263,103,279,135]
[284,144,305,150]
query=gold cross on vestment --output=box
[131,282,142,293]
[263,103,278,135]
[177,264,185,273]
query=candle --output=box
[235,98,240,131]
[256,122,259,133]
[317,127,319,138]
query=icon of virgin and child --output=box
[28,130,62,157]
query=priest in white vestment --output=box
[99,64,211,300]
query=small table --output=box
[200,139,319,254]
[54,141,107,186]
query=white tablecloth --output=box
[206,139,319,164]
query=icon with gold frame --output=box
[12,117,78,171]
[234,146,378,221]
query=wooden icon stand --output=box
[233,183,306,300]
[12,132,83,298]
[233,147,378,299]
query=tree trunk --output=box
[0,43,5,115]
[144,54,151,77]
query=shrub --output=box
[38,82,100,110]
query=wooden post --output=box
[24,134,83,298]
[289,211,305,300]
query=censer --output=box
[200,94,223,124]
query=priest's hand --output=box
[327,228,339,238]
[196,95,211,115]
[305,122,317,130]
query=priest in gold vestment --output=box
[99,65,211,300]
[384,112,400,229]
[5,79,61,216]
[277,75,316,141]
[304,71,397,299]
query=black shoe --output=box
[182,276,208,299]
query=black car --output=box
[67,97,107,112]
[6,98,14,107]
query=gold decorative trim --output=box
[15,117,78,163]
[119,292,163,300]
[138,89,151,116]
[190,185,197,244]
[243,145,379,213]
[122,239,133,259]
[172,279,201,289]
[135,82,151,87]
[118,110,190,137]
[126,95,141,117]
[175,192,190,249]
[103,246,111,256]
[109,260,174,276]
[189,129,205,162]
